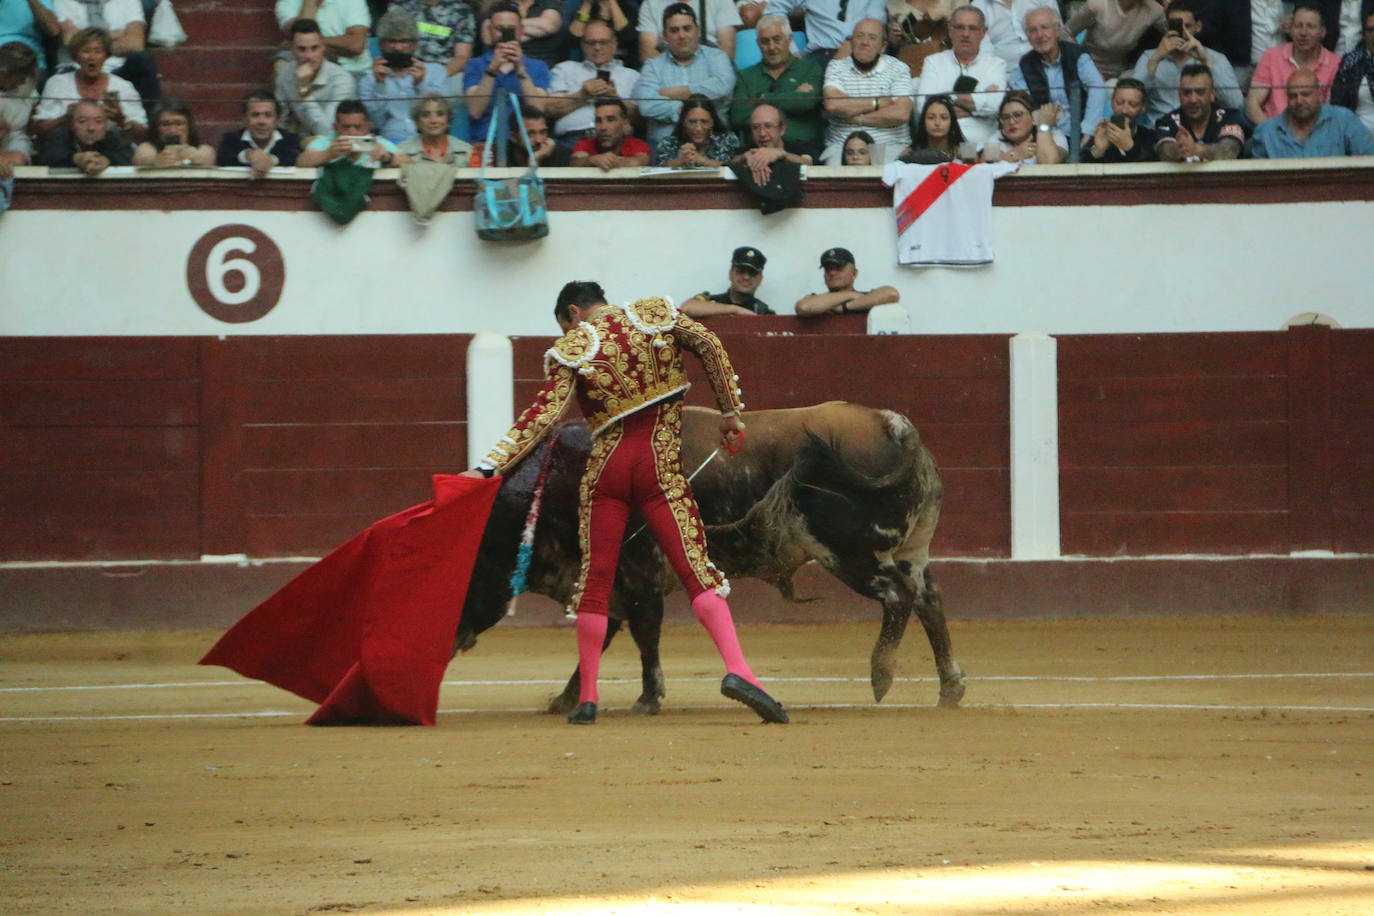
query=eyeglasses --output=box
[998,110,1030,122]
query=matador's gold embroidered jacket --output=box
[477,296,744,475]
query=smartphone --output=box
[952,74,978,94]
[383,50,413,69]
[1109,113,1128,129]
[1167,17,1186,35]
[498,25,517,43]
[104,90,119,104]
[595,68,611,82]
[164,133,183,145]
[346,135,376,153]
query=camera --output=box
[346,135,376,153]
[498,25,517,43]
[383,50,413,69]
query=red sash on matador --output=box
[200,474,500,726]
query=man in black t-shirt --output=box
[1156,62,1247,162]
[682,246,776,317]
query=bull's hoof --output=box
[631,696,662,716]
[871,670,894,704]
[721,674,789,724]
[937,675,966,708]
[566,702,597,725]
[546,693,578,715]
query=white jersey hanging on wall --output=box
[880,161,1019,267]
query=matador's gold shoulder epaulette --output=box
[621,296,678,336]
[545,322,601,374]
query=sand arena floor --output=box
[1,616,1372,915]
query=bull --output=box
[455,401,966,712]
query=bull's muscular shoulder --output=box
[621,296,678,335]
[545,323,600,373]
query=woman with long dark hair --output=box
[654,94,741,167]
[909,94,966,159]
[133,99,215,166]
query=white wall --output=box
[3,193,1371,336]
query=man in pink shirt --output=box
[1246,1,1341,124]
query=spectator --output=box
[794,247,899,316]
[36,95,132,173]
[887,0,955,78]
[1082,77,1156,161]
[569,0,637,68]
[275,19,358,138]
[33,28,146,142]
[909,93,967,158]
[1134,0,1244,128]
[638,0,740,62]
[1157,61,1246,160]
[1331,10,1374,137]
[1180,0,1280,85]
[1251,67,1374,154]
[132,99,214,166]
[1247,3,1341,125]
[545,21,640,146]
[682,246,775,317]
[841,127,874,162]
[970,0,1056,67]
[275,0,370,78]
[502,105,572,165]
[917,5,1006,146]
[297,98,410,167]
[0,42,39,141]
[1313,0,1374,55]
[391,0,476,85]
[1,0,58,75]
[0,111,30,179]
[463,2,552,143]
[729,14,825,160]
[636,3,734,145]
[655,91,740,164]
[732,101,812,179]
[53,0,159,114]
[504,0,566,67]
[1009,6,1106,144]
[571,97,651,168]
[764,0,888,66]
[1061,0,1164,81]
[215,90,304,176]
[395,94,474,162]
[822,18,914,162]
[360,9,449,143]
[979,88,1065,162]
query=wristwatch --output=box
[1037,123,1051,133]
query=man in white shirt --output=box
[638,0,740,62]
[544,21,640,144]
[917,4,1007,145]
[822,18,913,160]
[970,0,1057,67]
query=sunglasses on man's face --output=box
[734,265,760,277]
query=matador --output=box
[462,281,789,725]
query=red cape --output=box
[200,474,500,726]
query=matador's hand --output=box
[720,414,746,455]
[458,468,487,478]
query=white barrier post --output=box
[466,333,515,469]
[1009,333,1061,559]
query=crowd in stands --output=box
[2,0,1373,184]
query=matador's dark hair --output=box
[555,281,607,323]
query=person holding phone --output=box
[132,99,214,167]
[1133,0,1242,128]
[297,99,409,168]
[32,27,147,142]
[1082,77,1157,161]
[545,21,640,146]
[462,1,551,142]
[359,9,449,144]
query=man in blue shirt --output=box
[1252,68,1374,157]
[462,1,551,143]
[637,3,734,145]
[763,0,887,65]
[1008,6,1106,147]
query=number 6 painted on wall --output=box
[187,224,285,323]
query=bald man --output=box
[1251,68,1374,157]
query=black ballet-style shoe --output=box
[567,701,597,725]
[720,674,789,724]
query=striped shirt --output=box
[823,53,913,148]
